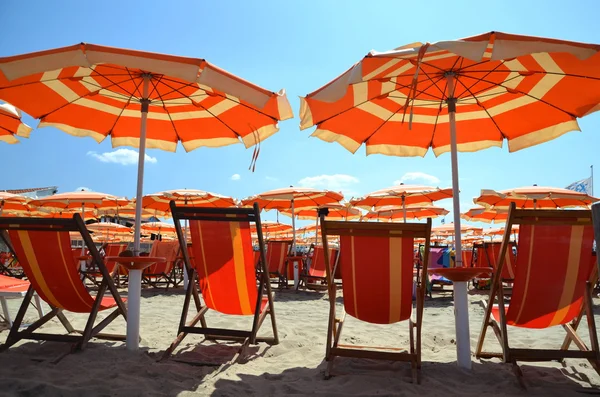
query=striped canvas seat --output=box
[266,240,292,289]
[298,245,338,290]
[483,241,517,281]
[144,240,180,288]
[476,203,600,381]
[103,243,129,274]
[161,202,278,364]
[0,215,127,352]
[320,218,432,383]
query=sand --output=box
[0,285,598,396]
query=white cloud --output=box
[394,172,440,185]
[87,148,157,166]
[75,187,91,192]
[297,174,360,198]
[231,174,241,181]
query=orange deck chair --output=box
[0,215,127,351]
[482,241,517,282]
[320,213,432,383]
[82,242,129,284]
[265,239,293,289]
[298,244,339,290]
[144,240,180,289]
[161,201,278,363]
[476,203,600,381]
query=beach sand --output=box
[0,285,598,396]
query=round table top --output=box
[106,256,166,271]
[427,267,493,282]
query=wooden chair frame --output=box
[161,201,278,363]
[475,202,600,381]
[320,215,432,383]
[0,214,128,352]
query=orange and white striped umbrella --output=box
[432,223,482,235]
[241,187,344,210]
[250,221,293,234]
[0,102,31,144]
[97,203,169,220]
[297,224,318,234]
[87,222,131,234]
[29,191,129,211]
[139,221,176,234]
[141,189,237,213]
[474,186,598,209]
[279,204,361,220]
[350,184,452,210]
[0,44,293,152]
[461,206,508,223]
[0,192,30,213]
[364,205,448,221]
[482,225,519,236]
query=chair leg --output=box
[0,297,11,327]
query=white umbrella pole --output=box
[447,73,471,370]
[128,75,150,351]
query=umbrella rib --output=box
[453,61,506,100]
[458,74,579,118]
[147,76,183,143]
[155,77,245,140]
[456,73,523,102]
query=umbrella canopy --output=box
[97,203,169,220]
[29,191,129,212]
[350,184,452,210]
[241,187,344,210]
[474,185,598,209]
[0,192,30,213]
[87,221,131,234]
[250,221,293,234]
[0,102,31,144]
[141,189,237,213]
[297,224,319,234]
[300,31,600,369]
[364,205,449,221]
[461,206,508,223]
[279,204,361,220]
[139,221,176,234]
[482,225,519,236]
[432,223,482,235]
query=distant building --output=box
[1,186,58,199]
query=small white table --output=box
[0,284,45,327]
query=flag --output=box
[565,177,592,194]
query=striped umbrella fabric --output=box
[461,206,508,223]
[139,221,176,234]
[141,189,237,213]
[0,43,293,152]
[249,221,293,234]
[364,205,449,221]
[474,186,598,209]
[279,204,361,220]
[350,184,452,210]
[431,223,482,235]
[0,102,31,144]
[241,187,344,210]
[0,192,30,213]
[300,32,600,156]
[29,191,129,211]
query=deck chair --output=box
[0,215,127,351]
[143,240,180,289]
[320,215,432,383]
[265,239,293,289]
[471,243,493,290]
[475,203,600,381]
[161,201,278,363]
[81,242,129,285]
[427,247,453,297]
[482,241,517,282]
[297,245,339,290]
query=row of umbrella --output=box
[1,33,599,366]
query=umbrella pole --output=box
[291,199,299,288]
[80,203,87,271]
[128,74,150,351]
[446,72,471,370]
[402,195,406,222]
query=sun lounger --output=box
[265,239,293,289]
[297,244,339,290]
[143,240,180,289]
[320,215,432,383]
[0,215,128,351]
[475,202,600,382]
[161,201,278,364]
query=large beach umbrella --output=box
[139,221,176,235]
[29,191,128,220]
[141,189,237,214]
[364,205,448,222]
[350,184,452,221]
[474,185,598,209]
[279,203,361,221]
[0,192,30,214]
[250,221,293,235]
[97,202,169,220]
[0,102,31,144]
[0,43,292,350]
[300,32,600,368]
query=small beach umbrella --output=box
[0,192,30,215]
[139,221,176,235]
[300,32,600,369]
[0,44,292,351]
[0,102,31,144]
[432,222,482,236]
[461,206,508,223]
[250,221,293,235]
[364,205,448,222]
[350,184,452,222]
[141,189,237,213]
[474,185,598,209]
[29,191,129,221]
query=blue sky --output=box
[1,0,599,230]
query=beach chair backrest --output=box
[483,242,516,280]
[462,250,473,268]
[171,203,266,316]
[266,240,292,274]
[310,246,338,278]
[147,240,180,274]
[322,220,431,325]
[504,207,595,328]
[0,216,105,313]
